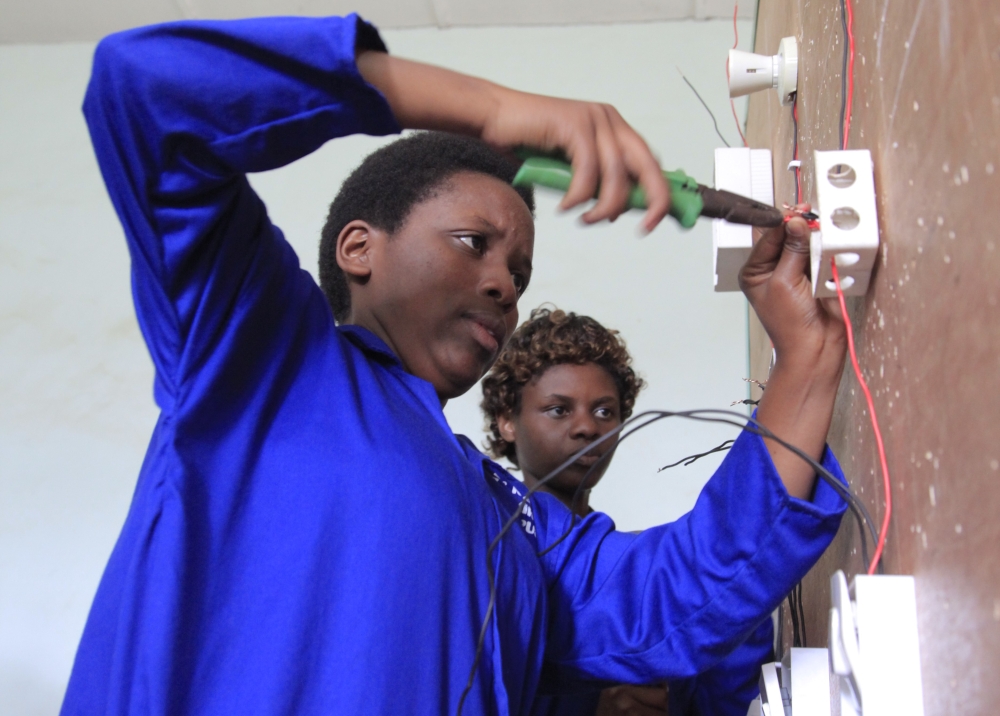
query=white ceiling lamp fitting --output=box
[728,36,798,105]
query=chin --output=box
[438,362,488,400]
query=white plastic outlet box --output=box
[811,150,880,298]
[713,148,775,292]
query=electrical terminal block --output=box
[810,150,880,298]
[713,147,774,292]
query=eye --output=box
[511,272,527,295]
[594,407,616,420]
[544,405,568,418]
[457,234,485,254]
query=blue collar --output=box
[337,324,402,367]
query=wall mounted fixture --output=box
[728,36,798,105]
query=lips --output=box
[465,312,506,356]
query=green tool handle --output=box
[511,156,704,229]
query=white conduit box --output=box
[811,150,880,298]
[713,148,774,292]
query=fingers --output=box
[770,215,812,285]
[624,684,668,708]
[742,222,788,282]
[820,295,845,322]
[559,103,669,230]
[561,108,602,212]
[596,685,669,716]
[606,106,671,232]
[581,108,631,224]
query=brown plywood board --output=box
[746,1,1000,712]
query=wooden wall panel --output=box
[746,1,1000,712]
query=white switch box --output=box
[811,150,880,298]
[713,148,774,292]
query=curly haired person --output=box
[66,10,849,715]
[482,309,777,716]
[482,308,644,518]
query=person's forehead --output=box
[531,363,619,396]
[432,172,534,233]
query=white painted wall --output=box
[0,20,752,714]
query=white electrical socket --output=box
[713,148,775,292]
[811,150,880,298]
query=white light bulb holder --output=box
[728,36,798,105]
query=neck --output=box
[523,473,590,518]
[344,311,449,408]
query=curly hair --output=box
[480,307,645,465]
[319,131,534,323]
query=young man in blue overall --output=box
[66,13,849,716]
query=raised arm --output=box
[533,429,846,689]
[356,52,671,230]
[85,16,672,409]
[83,15,401,406]
[534,217,848,689]
[740,210,848,499]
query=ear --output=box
[336,220,385,280]
[496,413,517,445]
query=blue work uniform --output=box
[65,15,847,716]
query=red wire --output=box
[727,2,749,147]
[830,260,891,575]
[836,0,888,572]
[842,0,856,149]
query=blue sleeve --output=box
[82,15,400,410]
[534,428,846,689]
[668,617,773,716]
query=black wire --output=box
[658,439,735,472]
[788,588,801,648]
[839,0,848,150]
[456,408,877,716]
[677,67,732,148]
[791,95,801,205]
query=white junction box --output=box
[829,571,925,716]
[811,150,880,298]
[713,147,774,292]
[748,572,923,716]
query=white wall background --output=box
[0,19,753,714]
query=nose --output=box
[569,412,602,442]
[479,257,519,311]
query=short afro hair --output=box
[480,307,645,465]
[319,131,535,322]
